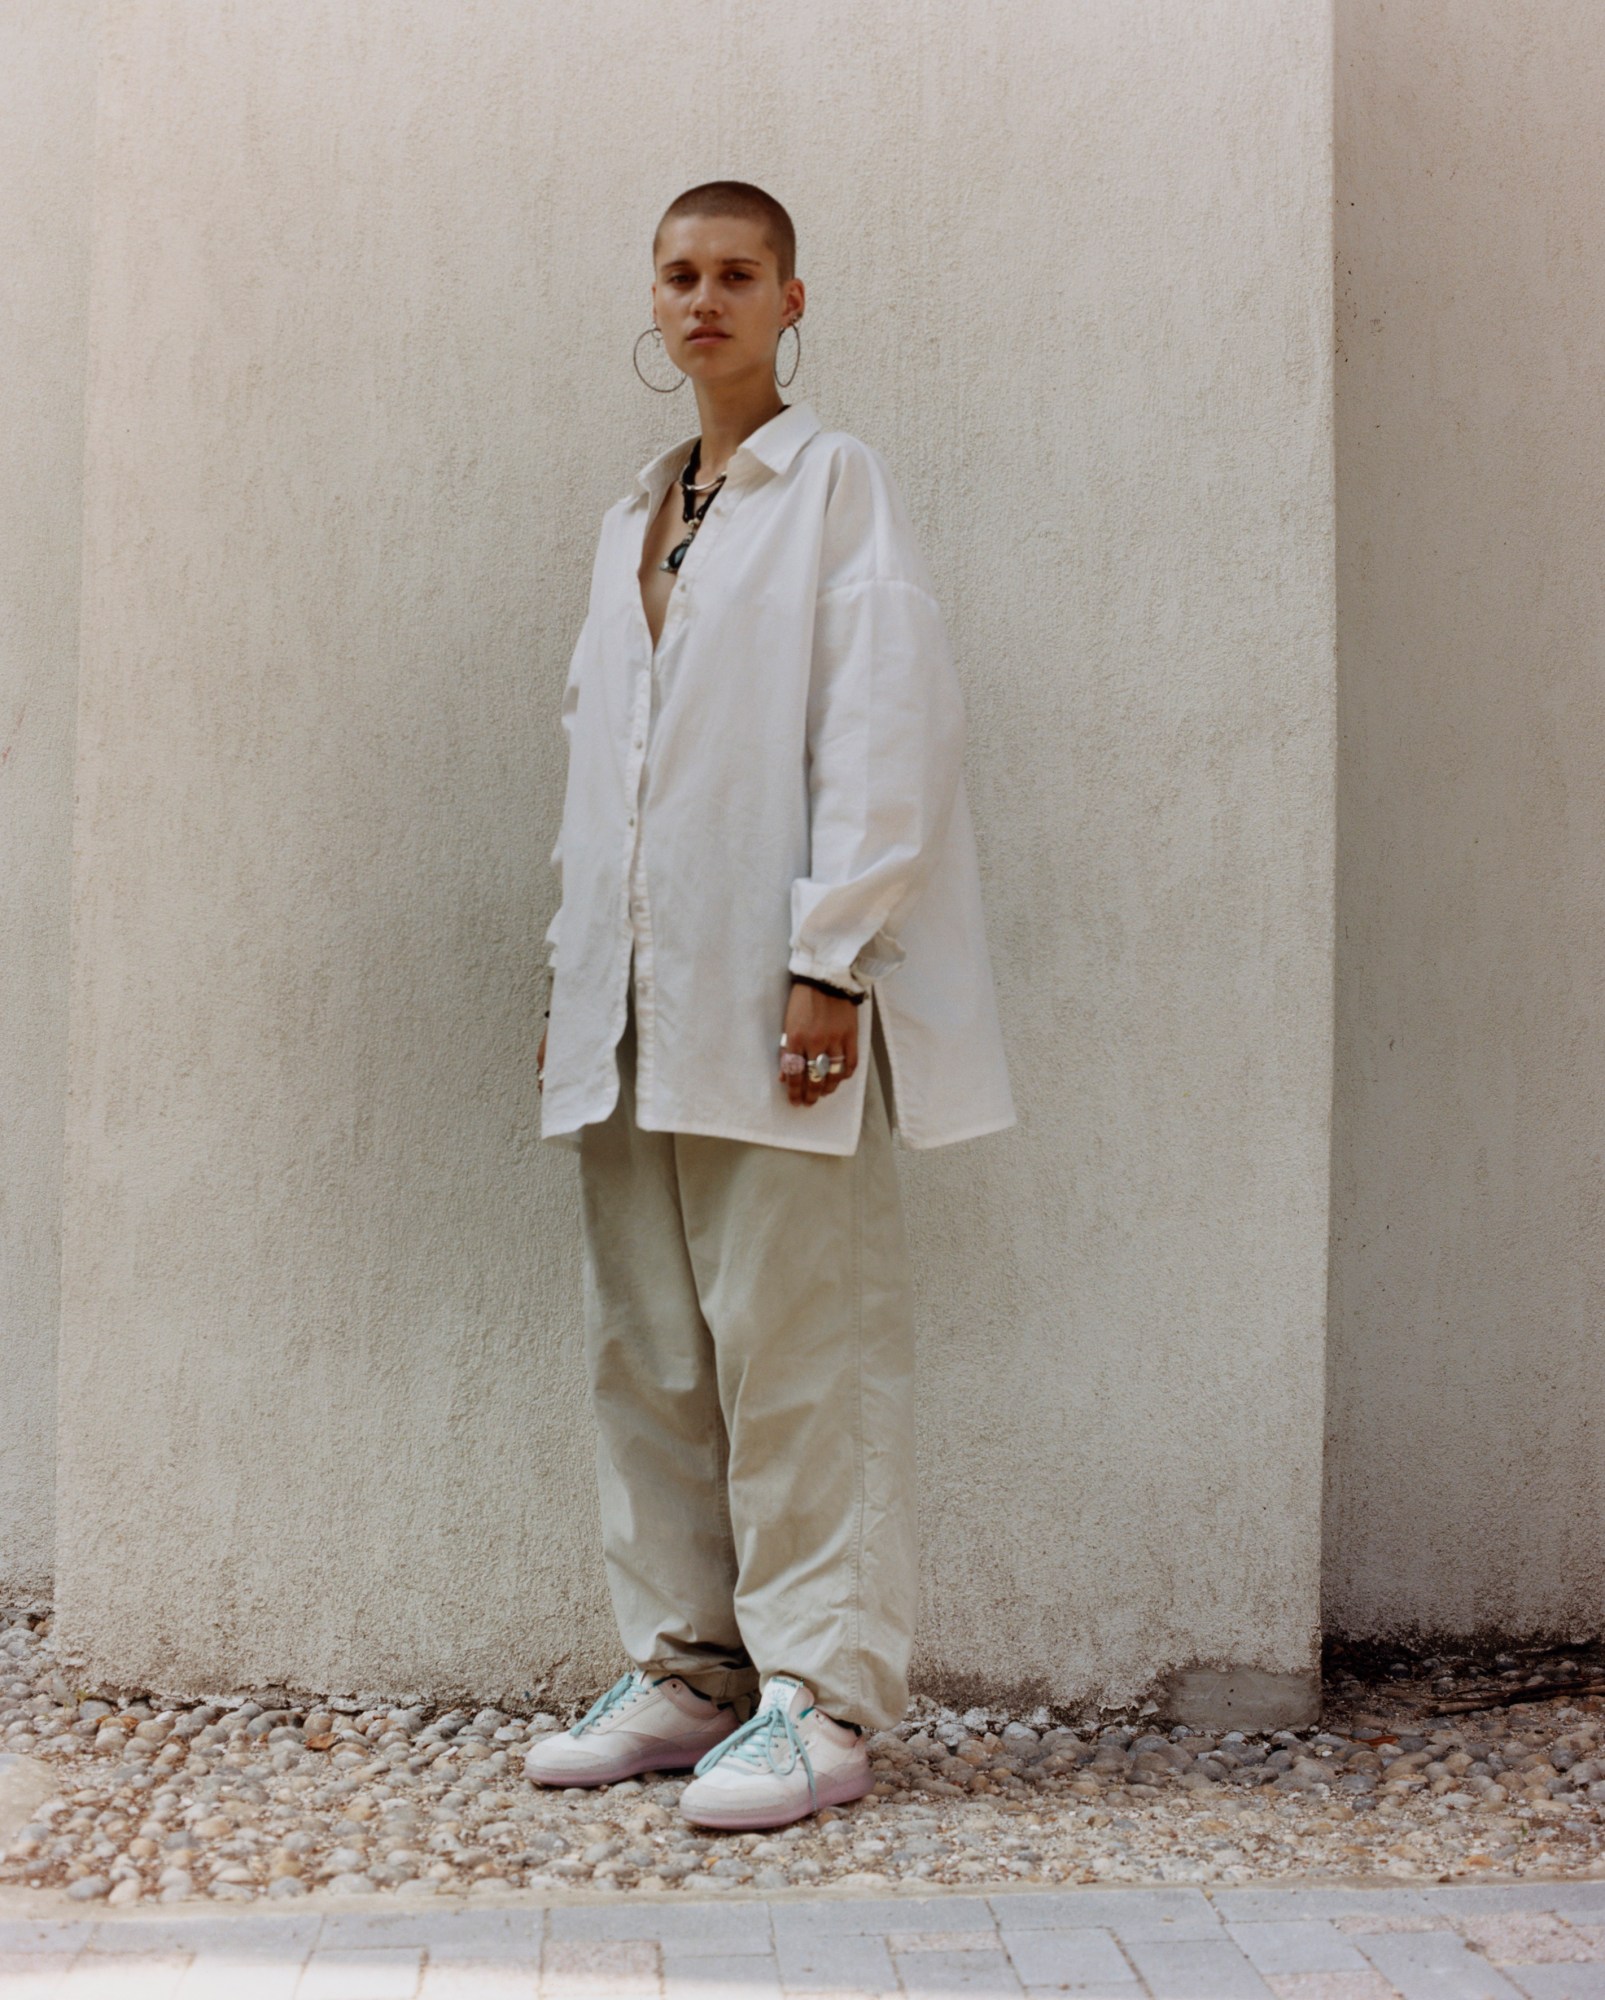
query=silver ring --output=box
[807,1052,832,1083]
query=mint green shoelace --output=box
[692,1699,818,1807]
[568,1669,652,1738]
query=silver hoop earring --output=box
[634,325,686,394]
[775,320,802,389]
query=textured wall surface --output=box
[0,0,100,1598]
[1328,0,1605,1638]
[58,0,1336,1712]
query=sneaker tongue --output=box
[756,1675,808,1719]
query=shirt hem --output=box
[540,1103,1016,1154]
[631,1107,866,1156]
[894,1109,1018,1150]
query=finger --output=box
[823,1042,856,1094]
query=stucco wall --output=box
[1327,0,1605,1638]
[57,0,1335,1717]
[0,0,100,1599]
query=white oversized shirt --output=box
[539,400,1015,1157]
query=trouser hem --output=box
[643,1659,760,1706]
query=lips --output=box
[688,331,729,344]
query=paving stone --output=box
[1001,1926,1138,1990]
[62,1950,192,1997]
[896,1933,1009,1953]
[1020,1989,1145,2000]
[548,1898,770,1950]
[894,1944,1023,1994]
[1120,1936,1274,1998]
[177,1956,305,2000]
[0,1923,94,1955]
[1261,1976,1400,2000]
[319,1908,540,1956]
[85,1915,323,1956]
[417,1966,537,2000]
[991,1889,1221,1939]
[1538,1893,1605,1926]
[1019,1988,1144,1999]
[771,1896,995,1939]
[1214,1889,1440,1925]
[297,1945,427,2000]
[1337,1913,1461,1935]
[1433,1890,1605,1922]
[1502,1969,1605,2000]
[1456,1914,1602,1964]
[1226,1920,1376,1975]
[0,1952,78,1999]
[662,1950,783,1996]
[9,1874,1605,1998]
[1355,1928,1529,1999]
[540,1937,658,1996]
[774,1925,897,1992]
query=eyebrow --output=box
[660,256,764,271]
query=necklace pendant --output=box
[661,539,690,574]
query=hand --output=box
[537,1026,547,1093]
[781,981,859,1107]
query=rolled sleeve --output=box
[788,577,966,990]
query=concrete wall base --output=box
[1159,1667,1323,1733]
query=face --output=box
[651,214,805,389]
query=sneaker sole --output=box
[678,1761,874,1830]
[524,1739,729,1789]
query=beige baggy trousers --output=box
[575,973,918,1731]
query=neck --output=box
[688,377,788,484]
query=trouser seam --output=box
[850,1116,866,1721]
[676,1125,743,1690]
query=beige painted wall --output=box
[54,0,1335,1717]
[1327,0,1605,1636]
[0,0,100,1599]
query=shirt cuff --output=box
[787,948,870,997]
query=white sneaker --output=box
[677,1674,873,1829]
[523,1670,739,1788]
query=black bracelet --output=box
[791,971,866,1006]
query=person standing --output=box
[526,181,1014,1831]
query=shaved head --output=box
[654,180,796,284]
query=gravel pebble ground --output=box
[2,1607,1601,1910]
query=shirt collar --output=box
[632,401,823,507]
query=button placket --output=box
[622,644,659,1107]
[617,475,741,1115]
